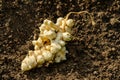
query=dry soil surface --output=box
[0,0,120,80]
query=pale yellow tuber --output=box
[21,11,95,71]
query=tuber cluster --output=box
[21,17,74,71]
[21,11,95,71]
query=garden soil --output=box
[0,0,120,80]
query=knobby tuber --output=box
[21,11,95,71]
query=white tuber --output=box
[43,30,56,40]
[62,32,71,41]
[56,17,64,26]
[21,16,74,71]
[50,41,62,53]
[37,55,45,67]
[55,47,67,63]
[66,19,74,27]
[21,11,95,71]
[21,17,73,71]
[42,50,53,61]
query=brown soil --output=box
[0,0,120,80]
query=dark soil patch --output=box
[1,0,120,80]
